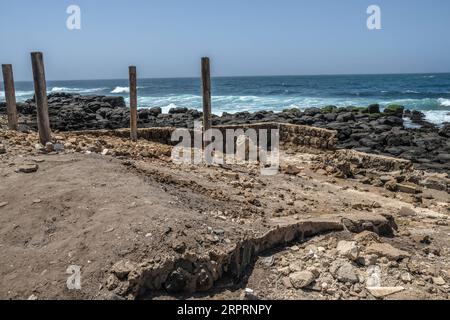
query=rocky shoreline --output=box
[1,92,449,173]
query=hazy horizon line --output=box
[9,71,450,83]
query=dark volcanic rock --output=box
[2,92,449,174]
[439,123,450,138]
[169,107,188,114]
[367,104,380,114]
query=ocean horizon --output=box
[2,73,450,124]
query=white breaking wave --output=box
[50,87,107,94]
[438,98,450,107]
[0,90,35,99]
[110,86,146,94]
[404,90,420,94]
[111,86,130,94]
[423,111,450,125]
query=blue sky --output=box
[1,0,450,81]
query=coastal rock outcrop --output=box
[1,93,449,173]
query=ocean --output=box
[1,73,450,124]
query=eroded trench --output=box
[107,212,396,299]
[73,122,445,299]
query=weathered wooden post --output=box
[30,52,52,144]
[129,66,138,142]
[1,64,18,130]
[201,57,212,147]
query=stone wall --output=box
[71,122,337,152]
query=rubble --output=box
[0,126,449,300]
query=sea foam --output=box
[111,87,130,94]
[50,87,107,94]
[438,98,450,107]
[0,90,35,99]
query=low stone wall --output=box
[334,149,413,172]
[279,123,337,151]
[71,128,179,145]
[71,122,337,152]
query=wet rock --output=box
[149,107,162,116]
[439,123,450,138]
[367,104,380,114]
[383,104,405,117]
[169,107,188,114]
[410,110,426,123]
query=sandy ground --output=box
[0,127,449,300]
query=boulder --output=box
[353,231,380,245]
[336,240,359,261]
[439,123,450,138]
[336,112,354,122]
[102,96,126,108]
[289,271,316,289]
[149,107,162,116]
[169,107,188,114]
[16,164,39,173]
[366,243,410,261]
[367,104,380,114]
[399,207,417,217]
[383,104,404,116]
[410,110,425,123]
[335,262,359,284]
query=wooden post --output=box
[1,64,18,130]
[129,66,138,142]
[201,57,212,147]
[30,52,52,144]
